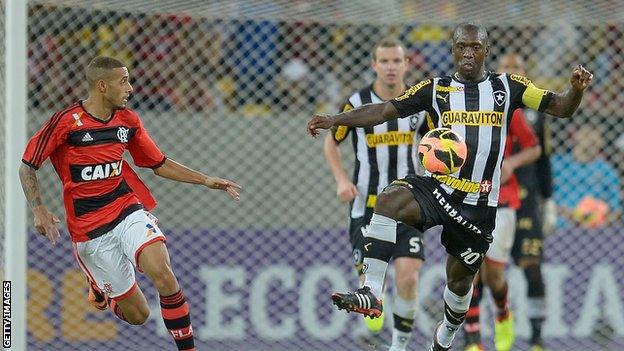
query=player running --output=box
[324,37,428,350]
[20,56,241,351]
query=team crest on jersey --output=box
[493,90,507,106]
[102,282,113,295]
[409,112,426,129]
[117,127,129,143]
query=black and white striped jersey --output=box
[332,84,427,219]
[390,72,553,207]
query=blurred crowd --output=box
[29,5,623,116]
[27,4,624,228]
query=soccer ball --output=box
[418,128,467,175]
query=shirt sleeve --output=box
[507,74,554,112]
[127,114,166,168]
[21,113,68,169]
[509,109,538,149]
[330,100,354,144]
[390,79,433,119]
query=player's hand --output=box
[500,161,514,184]
[307,114,335,137]
[204,177,242,201]
[336,179,359,203]
[570,65,593,91]
[32,206,61,245]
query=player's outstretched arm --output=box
[307,101,398,137]
[153,158,241,201]
[19,163,61,245]
[544,65,593,118]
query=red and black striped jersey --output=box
[22,101,166,242]
[498,108,538,209]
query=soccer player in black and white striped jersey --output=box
[323,38,428,350]
[308,23,593,351]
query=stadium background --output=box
[0,0,623,350]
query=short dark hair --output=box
[86,56,126,86]
[372,37,407,61]
[452,22,489,44]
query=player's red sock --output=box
[160,289,195,351]
[107,297,129,323]
[492,282,509,321]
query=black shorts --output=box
[349,214,425,275]
[512,189,544,262]
[398,175,497,273]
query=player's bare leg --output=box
[389,256,422,351]
[113,286,151,325]
[140,240,196,351]
[332,185,421,318]
[429,255,475,351]
[481,260,515,351]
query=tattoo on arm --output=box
[19,163,44,208]
[333,101,398,127]
[546,87,583,118]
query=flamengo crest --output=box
[117,127,129,143]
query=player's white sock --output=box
[361,214,397,297]
[362,258,387,297]
[436,285,472,347]
[390,295,417,350]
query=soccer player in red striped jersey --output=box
[19,56,241,351]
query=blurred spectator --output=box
[96,18,137,67]
[131,15,183,111]
[405,24,451,76]
[276,56,311,111]
[533,18,580,78]
[551,124,621,228]
[170,20,225,114]
[232,18,278,109]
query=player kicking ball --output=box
[308,23,592,351]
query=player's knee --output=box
[484,270,506,293]
[447,275,474,296]
[126,307,150,325]
[374,186,413,219]
[396,272,419,294]
[374,189,401,217]
[149,265,178,292]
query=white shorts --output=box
[486,207,516,264]
[73,209,166,300]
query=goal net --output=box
[7,1,624,350]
